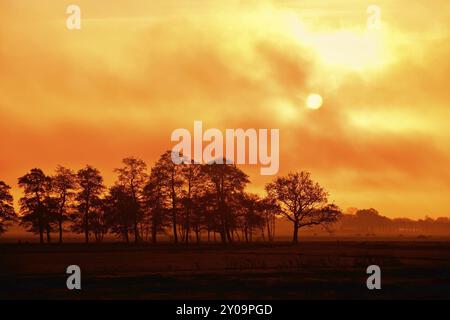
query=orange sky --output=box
[1,0,450,219]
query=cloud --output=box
[0,0,449,219]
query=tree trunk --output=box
[84,210,89,244]
[38,212,44,244]
[38,215,44,244]
[58,218,63,244]
[152,216,157,244]
[58,194,66,244]
[131,187,140,244]
[134,220,139,244]
[293,220,299,243]
[84,196,90,244]
[226,226,233,243]
[220,229,226,243]
[185,207,190,246]
[171,172,178,244]
[39,227,44,244]
[172,211,178,243]
[271,216,276,241]
[185,179,191,245]
[46,227,51,243]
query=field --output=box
[1,239,450,299]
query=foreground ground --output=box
[1,240,450,299]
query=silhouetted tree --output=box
[90,197,108,242]
[52,166,77,243]
[265,171,341,243]
[114,157,148,243]
[105,185,135,242]
[18,169,54,243]
[143,164,169,243]
[338,208,394,235]
[195,192,218,242]
[355,208,387,234]
[239,193,266,242]
[179,161,206,244]
[202,161,250,243]
[153,151,183,243]
[0,181,17,235]
[73,165,105,243]
[259,196,280,241]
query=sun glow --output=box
[287,14,392,72]
[310,30,389,71]
[306,93,323,109]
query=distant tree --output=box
[265,171,341,243]
[74,165,105,243]
[179,161,206,244]
[104,185,135,242]
[0,181,17,235]
[354,208,389,234]
[90,197,108,242]
[258,196,280,242]
[52,166,77,243]
[239,193,265,242]
[143,164,169,243]
[153,151,183,243]
[18,169,54,243]
[189,195,205,243]
[114,157,148,243]
[194,192,217,242]
[338,208,420,235]
[202,161,250,243]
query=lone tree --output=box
[265,171,341,243]
[0,181,17,235]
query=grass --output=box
[1,240,450,299]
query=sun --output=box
[306,93,323,109]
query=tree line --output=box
[0,151,341,244]
[335,208,450,236]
